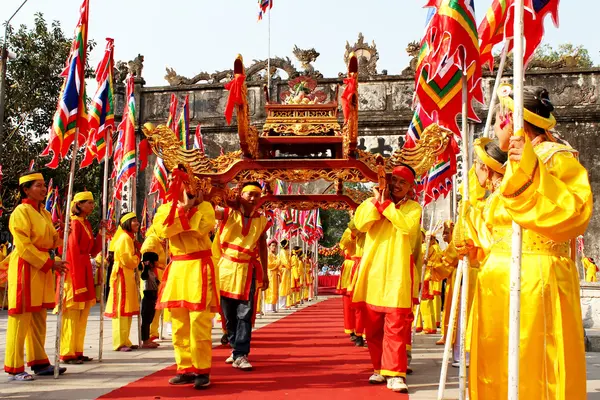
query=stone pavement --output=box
[0,298,598,399]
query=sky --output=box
[1,0,598,88]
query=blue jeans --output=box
[221,277,256,359]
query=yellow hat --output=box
[241,184,262,194]
[474,137,506,175]
[19,172,44,185]
[70,191,94,214]
[120,212,137,224]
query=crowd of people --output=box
[0,84,594,398]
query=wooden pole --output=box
[509,1,525,398]
[54,129,80,378]
[483,44,509,138]
[437,260,464,399]
[98,128,111,362]
[457,74,471,399]
[412,202,436,343]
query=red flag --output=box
[194,124,205,152]
[224,74,246,125]
[138,138,152,171]
[113,76,136,200]
[166,94,178,131]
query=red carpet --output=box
[101,297,409,399]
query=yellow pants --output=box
[4,311,49,374]
[60,304,92,360]
[112,316,134,350]
[256,290,263,313]
[434,294,442,326]
[150,309,171,339]
[420,299,436,332]
[171,308,214,374]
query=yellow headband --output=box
[241,185,262,194]
[474,137,506,175]
[497,83,556,130]
[120,212,136,224]
[19,173,44,185]
[73,191,94,203]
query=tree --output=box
[318,208,350,267]
[531,43,594,68]
[0,13,101,235]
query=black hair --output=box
[293,246,301,251]
[71,200,89,216]
[512,86,554,135]
[18,170,43,200]
[483,141,508,167]
[121,217,137,233]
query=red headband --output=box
[268,239,277,246]
[392,166,415,183]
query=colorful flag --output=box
[478,0,560,71]
[258,0,273,20]
[404,105,433,148]
[166,94,178,131]
[45,181,55,212]
[106,198,116,233]
[51,188,62,224]
[415,0,483,136]
[315,209,323,238]
[41,0,89,168]
[28,159,35,171]
[113,76,137,200]
[193,124,205,152]
[82,38,115,167]
[140,198,149,236]
[149,157,168,202]
[175,95,190,149]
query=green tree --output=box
[0,13,102,235]
[531,43,594,68]
[318,208,350,267]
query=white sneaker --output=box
[232,355,253,371]
[387,377,408,393]
[368,373,386,384]
[225,355,234,364]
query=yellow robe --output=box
[350,198,422,311]
[337,228,356,294]
[265,252,280,304]
[466,139,591,400]
[278,248,292,297]
[104,232,140,318]
[583,257,598,282]
[215,208,267,301]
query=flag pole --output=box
[483,43,509,138]
[509,0,525,398]
[267,4,271,99]
[412,201,436,344]
[98,128,111,362]
[54,130,80,379]
[457,73,471,399]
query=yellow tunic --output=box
[140,226,167,297]
[466,139,591,400]
[290,253,301,292]
[8,202,60,315]
[278,248,292,297]
[105,231,140,317]
[350,198,422,311]
[215,208,267,301]
[583,257,598,282]
[155,201,217,312]
[265,252,280,304]
[337,228,356,294]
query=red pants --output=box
[364,306,408,377]
[343,295,364,336]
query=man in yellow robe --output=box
[349,165,422,393]
[154,170,217,389]
[4,172,68,380]
[264,239,280,312]
[278,239,292,309]
[215,182,269,371]
[584,257,598,282]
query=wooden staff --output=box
[54,130,80,378]
[508,1,525,398]
[98,128,111,362]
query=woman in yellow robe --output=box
[465,84,591,400]
[290,247,302,306]
[264,240,280,311]
[583,257,598,283]
[104,212,141,352]
[140,225,168,341]
[4,172,68,380]
[416,234,442,334]
[278,240,292,309]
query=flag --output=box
[140,198,149,236]
[82,38,115,167]
[258,0,273,20]
[577,235,584,254]
[166,94,178,131]
[149,157,168,202]
[51,188,62,224]
[193,124,205,152]
[106,198,116,233]
[113,75,136,200]
[415,0,483,137]
[41,0,89,168]
[45,182,55,212]
[28,159,35,171]
[175,95,190,149]
[478,0,560,71]
[315,209,323,238]
[404,105,433,148]
[273,180,284,195]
